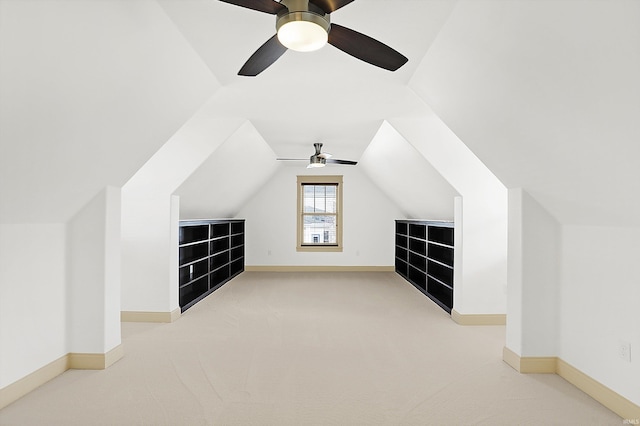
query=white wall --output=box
[388,118,508,314]
[1,187,123,390]
[410,0,639,405]
[121,115,244,312]
[559,225,640,405]
[67,187,121,354]
[121,193,179,313]
[0,224,67,388]
[238,165,403,267]
[0,0,221,386]
[506,188,560,357]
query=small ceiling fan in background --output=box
[219,0,408,76]
[277,143,357,168]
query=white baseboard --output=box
[0,344,124,410]
[121,308,181,323]
[503,346,640,419]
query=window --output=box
[297,175,343,252]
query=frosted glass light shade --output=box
[277,21,328,52]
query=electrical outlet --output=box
[619,340,631,362]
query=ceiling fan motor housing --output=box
[309,156,327,167]
[309,142,327,166]
[276,0,331,39]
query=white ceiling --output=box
[1,0,638,226]
[157,0,457,160]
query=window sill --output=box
[297,245,343,252]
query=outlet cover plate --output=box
[618,340,631,362]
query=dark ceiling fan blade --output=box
[327,159,357,165]
[309,0,355,14]
[219,0,287,14]
[328,23,408,71]
[276,158,307,161]
[238,34,288,76]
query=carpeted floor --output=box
[0,272,622,425]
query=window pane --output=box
[325,188,336,213]
[302,215,337,244]
[315,186,326,212]
[303,184,338,213]
[303,186,315,213]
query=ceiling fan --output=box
[277,143,357,168]
[219,0,408,76]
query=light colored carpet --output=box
[0,272,621,425]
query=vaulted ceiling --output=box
[156,0,456,161]
[1,0,638,226]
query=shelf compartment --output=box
[409,251,427,272]
[179,225,209,245]
[210,251,229,270]
[428,260,453,285]
[409,238,426,256]
[408,266,426,291]
[211,223,229,239]
[395,221,408,235]
[395,257,408,277]
[427,277,453,311]
[231,233,244,248]
[179,258,209,285]
[230,258,244,277]
[428,243,454,267]
[179,242,208,265]
[179,265,191,283]
[211,237,230,253]
[211,264,230,288]
[396,246,408,262]
[231,221,244,235]
[179,275,208,307]
[409,223,426,240]
[428,226,454,246]
[230,246,244,261]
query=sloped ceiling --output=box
[174,121,280,219]
[2,0,637,227]
[359,122,458,220]
[0,0,219,223]
[410,0,640,225]
[157,0,458,161]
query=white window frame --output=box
[297,175,343,252]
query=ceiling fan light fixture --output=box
[307,155,327,168]
[276,11,330,52]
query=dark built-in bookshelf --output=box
[179,219,245,312]
[395,220,454,313]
